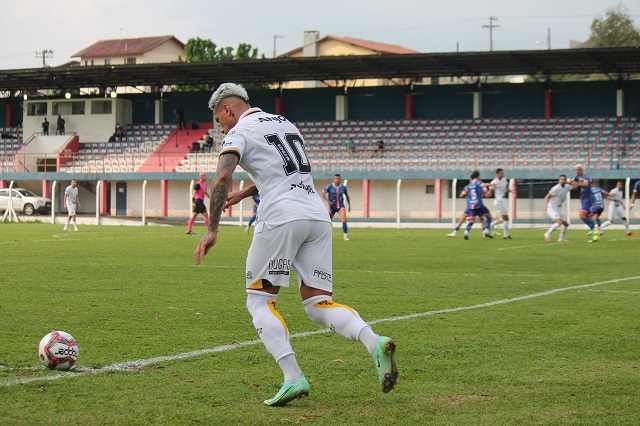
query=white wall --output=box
[24,98,133,143]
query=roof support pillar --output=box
[473,90,482,119]
[336,94,348,121]
[155,100,164,125]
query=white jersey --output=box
[65,185,78,204]
[490,177,508,201]
[608,187,623,206]
[219,108,330,231]
[547,183,572,209]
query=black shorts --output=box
[193,198,207,214]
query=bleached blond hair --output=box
[574,164,585,170]
[208,83,250,111]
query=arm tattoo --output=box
[208,153,239,233]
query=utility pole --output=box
[35,49,53,67]
[273,34,284,58]
[547,27,551,50]
[482,17,500,51]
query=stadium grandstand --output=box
[1,47,639,225]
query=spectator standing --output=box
[56,115,66,135]
[42,118,49,135]
[174,104,187,130]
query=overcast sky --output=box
[2,0,639,69]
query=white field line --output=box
[495,238,629,251]
[586,289,640,294]
[2,275,639,387]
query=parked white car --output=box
[0,188,51,215]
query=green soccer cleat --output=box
[586,230,594,236]
[372,335,398,393]
[263,374,309,407]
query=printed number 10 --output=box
[265,133,311,175]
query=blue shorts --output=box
[580,199,593,213]
[329,204,345,218]
[462,207,472,217]
[589,204,604,216]
[468,205,490,219]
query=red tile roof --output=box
[72,35,184,58]
[279,35,420,57]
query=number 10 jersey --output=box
[219,108,330,232]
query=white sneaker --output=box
[447,232,456,238]
[63,227,69,231]
[74,228,78,232]
[544,233,551,243]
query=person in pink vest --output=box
[186,173,211,234]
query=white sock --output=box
[624,219,630,232]
[358,327,378,355]
[277,354,302,383]
[73,220,77,229]
[504,220,509,236]
[559,225,568,239]
[547,223,560,234]
[303,295,369,346]
[600,220,611,229]
[246,291,298,377]
[65,220,70,227]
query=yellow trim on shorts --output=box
[267,301,288,339]
[312,299,357,317]
[248,279,265,289]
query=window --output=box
[26,102,47,116]
[104,58,111,65]
[52,101,86,115]
[125,57,136,64]
[425,185,435,194]
[0,190,7,197]
[91,100,112,115]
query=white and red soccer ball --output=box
[38,331,79,370]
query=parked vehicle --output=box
[0,188,51,215]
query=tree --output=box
[176,38,267,91]
[586,4,640,48]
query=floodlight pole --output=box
[273,34,284,58]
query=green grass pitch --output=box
[0,222,638,424]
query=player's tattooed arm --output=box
[208,153,239,233]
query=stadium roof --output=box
[2,47,640,93]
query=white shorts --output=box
[66,202,76,215]
[245,220,333,292]
[494,198,508,216]
[608,203,625,220]
[547,207,567,222]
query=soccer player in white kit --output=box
[194,83,398,406]
[543,174,572,242]
[63,179,81,231]
[600,181,635,236]
[483,168,511,239]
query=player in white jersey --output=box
[600,181,635,236]
[63,179,81,231]
[194,83,397,406]
[482,168,511,239]
[543,174,572,242]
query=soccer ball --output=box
[38,331,79,371]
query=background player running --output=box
[458,170,493,240]
[483,168,512,239]
[543,174,572,242]
[588,179,610,239]
[245,193,260,234]
[570,164,596,235]
[600,181,635,236]
[321,173,351,241]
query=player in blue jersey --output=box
[588,180,610,239]
[570,164,596,235]
[245,194,261,234]
[321,174,351,241]
[458,170,493,240]
[631,178,640,213]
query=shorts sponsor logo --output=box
[313,269,332,283]
[268,259,290,275]
[246,271,253,280]
[290,181,316,194]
